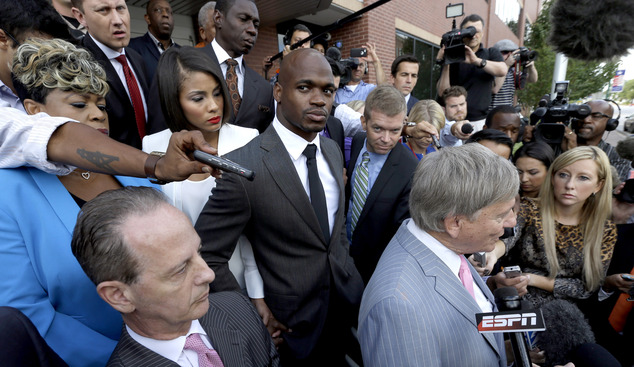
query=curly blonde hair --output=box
[12,38,109,104]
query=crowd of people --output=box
[0,0,633,367]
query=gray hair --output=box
[410,143,519,232]
[198,1,217,28]
[364,85,406,121]
[71,187,169,285]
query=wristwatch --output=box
[145,151,168,185]
[478,59,487,69]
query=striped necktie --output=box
[350,152,370,233]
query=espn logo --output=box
[477,310,546,333]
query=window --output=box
[395,31,441,100]
[495,0,522,37]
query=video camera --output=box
[325,46,360,87]
[516,46,538,66]
[438,3,477,64]
[529,81,591,145]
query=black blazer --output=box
[81,35,151,148]
[199,45,274,133]
[195,126,364,359]
[106,292,279,367]
[325,115,345,160]
[128,32,181,80]
[345,132,419,284]
[407,95,420,114]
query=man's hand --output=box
[489,272,530,297]
[362,43,386,84]
[468,250,497,277]
[364,43,379,64]
[604,273,634,294]
[154,130,221,182]
[251,298,290,348]
[464,45,481,65]
[436,45,445,62]
[450,120,473,140]
[560,124,577,151]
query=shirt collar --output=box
[272,115,321,161]
[126,319,209,363]
[406,219,462,277]
[212,39,244,74]
[89,34,125,60]
[147,31,173,51]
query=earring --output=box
[591,192,596,197]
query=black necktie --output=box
[302,144,330,244]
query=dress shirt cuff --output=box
[25,115,76,175]
[598,287,614,302]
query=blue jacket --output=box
[0,167,155,367]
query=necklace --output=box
[73,170,91,180]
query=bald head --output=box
[278,48,331,86]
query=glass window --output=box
[395,31,440,100]
[495,0,522,37]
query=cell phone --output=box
[350,48,367,58]
[621,274,634,281]
[503,265,522,279]
[193,150,255,181]
[473,252,486,268]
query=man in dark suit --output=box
[128,0,178,80]
[346,85,418,284]
[200,0,274,133]
[71,187,278,367]
[390,54,420,114]
[71,0,152,149]
[196,48,364,366]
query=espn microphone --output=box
[494,287,532,367]
[461,123,474,135]
[549,0,634,61]
[193,150,255,181]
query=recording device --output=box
[500,227,515,239]
[350,48,367,58]
[549,0,634,61]
[473,252,486,268]
[503,265,522,278]
[431,135,442,150]
[438,3,477,64]
[326,47,359,86]
[529,81,591,146]
[193,150,255,181]
[516,46,538,66]
[622,274,634,281]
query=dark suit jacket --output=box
[128,32,180,80]
[199,45,274,133]
[325,115,345,159]
[407,95,419,114]
[81,35,151,148]
[106,292,278,367]
[195,126,364,359]
[345,132,418,283]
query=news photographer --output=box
[489,39,538,110]
[335,43,387,104]
[436,14,507,131]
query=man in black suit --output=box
[128,0,178,80]
[71,0,152,149]
[196,48,364,366]
[346,85,418,283]
[390,54,420,114]
[200,0,274,133]
[71,187,278,367]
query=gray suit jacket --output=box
[358,221,506,367]
[195,126,364,358]
[106,292,278,367]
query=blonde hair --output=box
[408,99,446,131]
[538,146,612,291]
[12,38,109,104]
[346,100,365,113]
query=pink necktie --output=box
[459,255,476,300]
[184,333,225,367]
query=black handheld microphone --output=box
[494,287,532,367]
[193,150,255,181]
[461,123,474,135]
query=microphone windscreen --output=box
[325,47,341,61]
[461,123,474,134]
[548,0,634,61]
[536,300,595,367]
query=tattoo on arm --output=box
[77,149,120,174]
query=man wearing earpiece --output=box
[569,99,632,181]
[335,43,386,104]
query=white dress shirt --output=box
[272,117,339,238]
[0,107,74,174]
[212,39,245,98]
[407,220,493,313]
[127,320,215,367]
[89,34,148,121]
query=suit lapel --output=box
[143,33,161,62]
[114,327,178,367]
[236,66,261,121]
[198,311,242,367]
[28,168,78,235]
[82,35,130,107]
[357,146,400,224]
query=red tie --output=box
[115,54,146,139]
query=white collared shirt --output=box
[127,320,215,367]
[406,220,493,312]
[404,93,411,104]
[212,39,245,98]
[89,34,148,121]
[272,117,339,238]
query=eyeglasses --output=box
[589,112,610,120]
[1,28,20,47]
[152,7,173,16]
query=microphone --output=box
[193,150,255,181]
[549,0,634,60]
[461,123,474,135]
[493,287,532,367]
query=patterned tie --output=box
[225,58,242,119]
[114,55,146,139]
[350,152,370,233]
[303,144,330,244]
[459,255,476,300]
[184,333,225,367]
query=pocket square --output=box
[258,105,271,113]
